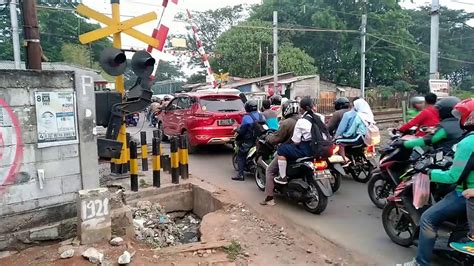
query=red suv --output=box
[157,92,245,152]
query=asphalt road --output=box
[128,114,416,265]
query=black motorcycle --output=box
[382,150,473,265]
[344,143,377,183]
[254,135,333,214]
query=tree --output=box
[212,20,317,78]
[186,72,206,84]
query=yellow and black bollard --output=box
[170,137,179,184]
[179,134,189,179]
[152,137,161,187]
[130,141,139,192]
[153,129,160,139]
[125,132,131,173]
[140,131,148,171]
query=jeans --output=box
[237,151,246,177]
[468,198,474,238]
[265,157,278,197]
[416,191,466,266]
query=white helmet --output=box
[282,100,300,118]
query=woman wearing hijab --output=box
[335,98,375,159]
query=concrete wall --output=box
[290,77,320,100]
[0,70,99,250]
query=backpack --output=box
[304,115,333,160]
[249,113,268,138]
[363,122,380,146]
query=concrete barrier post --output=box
[179,134,189,179]
[125,132,131,173]
[170,137,180,184]
[77,188,111,245]
[152,137,161,187]
[140,131,148,171]
[130,141,139,192]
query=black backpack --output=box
[304,114,332,160]
[249,113,267,138]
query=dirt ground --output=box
[0,187,373,266]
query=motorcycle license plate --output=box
[314,170,332,180]
[328,155,344,163]
[218,119,234,126]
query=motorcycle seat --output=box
[295,157,314,163]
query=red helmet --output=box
[452,98,474,129]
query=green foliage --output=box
[223,240,243,261]
[186,72,206,84]
[278,42,317,75]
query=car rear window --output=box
[199,97,244,112]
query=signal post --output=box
[76,1,159,174]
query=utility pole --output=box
[429,0,440,79]
[273,11,278,95]
[360,0,367,99]
[21,0,42,70]
[9,0,21,69]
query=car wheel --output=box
[186,133,198,154]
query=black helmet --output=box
[270,95,282,105]
[282,100,300,118]
[299,97,314,112]
[435,96,461,120]
[244,100,258,113]
[334,97,350,111]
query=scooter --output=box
[382,149,473,265]
[252,136,334,214]
[343,143,377,183]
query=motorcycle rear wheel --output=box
[368,174,393,209]
[349,156,373,183]
[232,153,239,171]
[382,202,416,247]
[255,163,266,191]
[303,185,328,215]
[329,171,342,193]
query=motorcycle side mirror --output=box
[413,146,424,156]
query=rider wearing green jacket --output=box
[400,97,474,266]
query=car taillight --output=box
[193,112,214,126]
[314,160,328,170]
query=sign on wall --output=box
[34,91,78,148]
[429,79,450,97]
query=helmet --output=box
[334,97,350,111]
[410,96,425,105]
[435,96,461,120]
[270,95,282,106]
[299,97,314,112]
[282,100,300,118]
[452,98,474,130]
[244,100,258,113]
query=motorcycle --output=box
[368,127,438,209]
[126,112,139,127]
[326,144,346,192]
[344,143,377,183]
[381,149,473,265]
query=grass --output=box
[139,179,150,188]
[223,240,242,261]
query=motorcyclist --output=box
[274,97,330,185]
[261,99,279,131]
[400,98,474,266]
[148,97,161,127]
[270,94,282,111]
[327,97,351,136]
[398,93,439,136]
[260,100,300,206]
[407,96,425,120]
[334,97,359,138]
[232,100,265,181]
[398,97,463,154]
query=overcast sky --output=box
[80,0,474,74]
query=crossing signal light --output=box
[131,50,155,79]
[99,48,127,76]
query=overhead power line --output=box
[367,33,474,65]
[233,25,359,33]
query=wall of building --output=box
[0,70,98,250]
[290,77,320,99]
